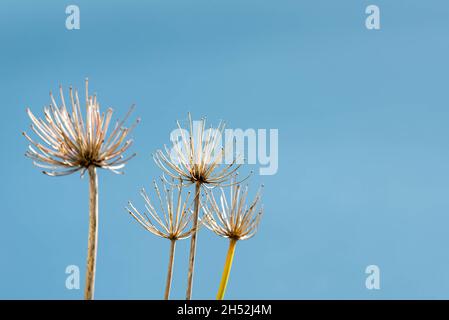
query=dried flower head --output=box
[126,178,196,240]
[153,113,242,186]
[23,79,139,176]
[202,182,263,241]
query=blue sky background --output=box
[1,0,449,299]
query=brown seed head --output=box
[153,113,243,186]
[126,178,196,240]
[23,79,139,176]
[202,181,263,241]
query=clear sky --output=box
[1,0,449,299]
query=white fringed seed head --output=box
[153,113,243,186]
[23,79,140,176]
[126,178,196,240]
[201,182,264,241]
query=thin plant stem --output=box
[85,165,98,300]
[186,181,201,299]
[216,238,237,300]
[164,239,176,300]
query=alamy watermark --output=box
[65,264,80,290]
[168,121,278,176]
[365,5,380,30]
[365,265,381,290]
[66,5,80,30]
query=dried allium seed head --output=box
[153,113,242,186]
[126,178,196,240]
[202,181,263,241]
[23,79,139,176]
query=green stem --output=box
[216,238,237,300]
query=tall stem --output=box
[164,239,176,300]
[85,165,98,300]
[216,238,237,300]
[186,181,201,299]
